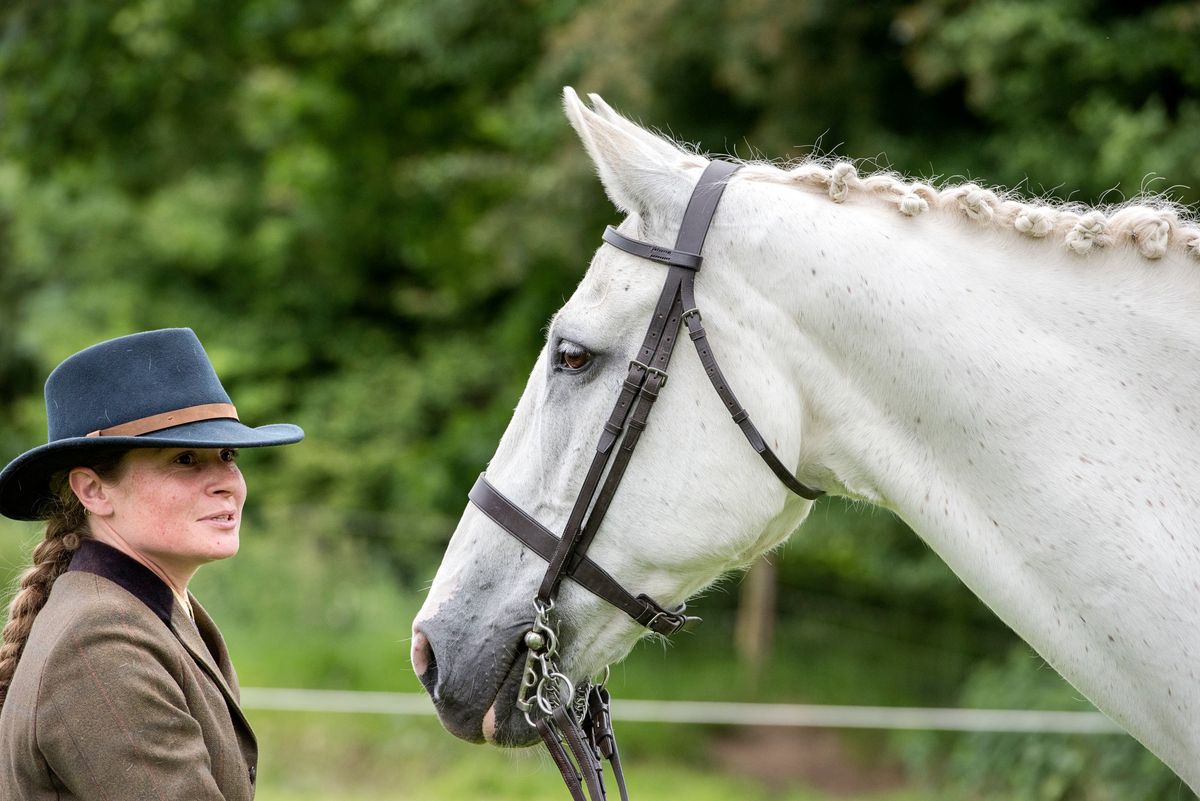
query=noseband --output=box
[468,160,823,801]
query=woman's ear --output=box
[69,467,114,516]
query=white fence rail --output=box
[239,688,1122,734]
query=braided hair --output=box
[0,451,127,710]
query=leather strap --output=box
[584,686,630,801]
[535,276,682,605]
[535,693,631,801]
[569,296,682,569]
[86,402,239,438]
[671,160,740,254]
[534,160,742,608]
[601,227,701,270]
[611,172,825,501]
[469,476,697,636]
[537,717,589,801]
[679,278,824,500]
[556,704,608,801]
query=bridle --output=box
[468,160,823,801]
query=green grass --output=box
[247,711,939,801]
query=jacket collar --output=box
[68,538,175,625]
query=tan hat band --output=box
[86,403,240,438]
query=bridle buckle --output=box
[636,594,701,635]
[629,359,669,388]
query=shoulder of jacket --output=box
[35,572,178,662]
[48,570,163,620]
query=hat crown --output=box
[45,328,232,442]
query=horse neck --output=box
[724,185,1200,769]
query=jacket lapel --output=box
[170,599,257,744]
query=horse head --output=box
[410,89,820,746]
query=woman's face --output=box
[91,447,247,587]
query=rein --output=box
[469,159,823,800]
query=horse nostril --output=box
[412,628,438,692]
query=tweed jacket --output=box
[0,540,257,800]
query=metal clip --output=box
[518,599,563,723]
[584,684,616,759]
[637,594,702,635]
[535,671,576,715]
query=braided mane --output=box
[735,160,1200,260]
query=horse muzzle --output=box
[411,611,540,746]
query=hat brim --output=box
[0,418,304,521]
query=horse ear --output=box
[562,87,701,220]
[585,93,685,162]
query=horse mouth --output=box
[417,612,541,747]
[482,644,540,747]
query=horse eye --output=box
[556,341,593,372]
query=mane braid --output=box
[734,159,1200,261]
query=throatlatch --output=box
[469,159,823,801]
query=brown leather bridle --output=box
[468,160,823,801]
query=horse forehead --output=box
[567,249,662,319]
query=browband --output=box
[601,227,702,270]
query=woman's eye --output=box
[220,448,239,463]
[556,341,593,372]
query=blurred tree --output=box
[1,0,1196,594]
[899,0,1200,201]
[0,0,599,577]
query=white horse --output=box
[413,88,1200,790]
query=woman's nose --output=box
[207,461,245,496]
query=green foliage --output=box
[188,511,422,692]
[902,0,1200,199]
[3,0,1197,581]
[898,646,1195,800]
[2,0,1197,792]
[0,0,595,579]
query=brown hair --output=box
[0,450,127,709]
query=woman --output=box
[0,328,303,800]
